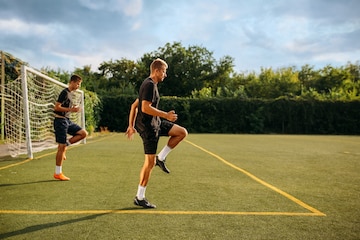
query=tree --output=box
[298,64,319,94]
[345,61,360,83]
[42,67,70,84]
[312,65,345,94]
[97,58,139,95]
[73,65,99,92]
[206,56,236,97]
[139,42,226,96]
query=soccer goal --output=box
[3,65,85,158]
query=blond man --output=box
[126,58,188,208]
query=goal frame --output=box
[21,65,86,159]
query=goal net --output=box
[3,65,85,158]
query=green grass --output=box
[0,133,359,239]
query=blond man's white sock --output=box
[157,145,172,161]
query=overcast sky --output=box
[0,0,359,73]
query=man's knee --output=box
[57,144,66,152]
[175,126,188,140]
[145,155,157,168]
[180,127,188,139]
[169,124,188,140]
[79,129,88,139]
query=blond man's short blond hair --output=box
[150,58,168,74]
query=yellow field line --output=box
[0,209,324,216]
[185,140,326,217]
[0,133,116,171]
[0,158,34,170]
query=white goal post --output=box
[3,65,85,158]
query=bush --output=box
[98,96,360,135]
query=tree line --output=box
[42,41,359,101]
[2,43,360,134]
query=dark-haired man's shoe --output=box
[54,173,70,181]
[134,197,156,208]
[156,156,170,173]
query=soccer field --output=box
[0,133,359,239]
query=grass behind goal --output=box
[0,133,359,239]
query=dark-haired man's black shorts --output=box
[54,117,82,144]
[137,120,174,154]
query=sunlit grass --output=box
[0,133,359,239]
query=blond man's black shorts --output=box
[137,120,174,154]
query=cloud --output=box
[273,0,360,23]
[0,18,49,36]
[0,0,358,73]
[79,0,142,16]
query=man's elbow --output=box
[141,105,152,115]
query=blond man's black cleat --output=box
[156,156,170,173]
[134,197,156,208]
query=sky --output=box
[0,0,359,74]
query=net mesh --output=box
[3,67,83,157]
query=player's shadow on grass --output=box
[119,207,145,211]
[0,180,57,187]
[0,207,150,238]
[0,212,107,239]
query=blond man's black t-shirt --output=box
[135,77,173,154]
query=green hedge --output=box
[98,96,360,135]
